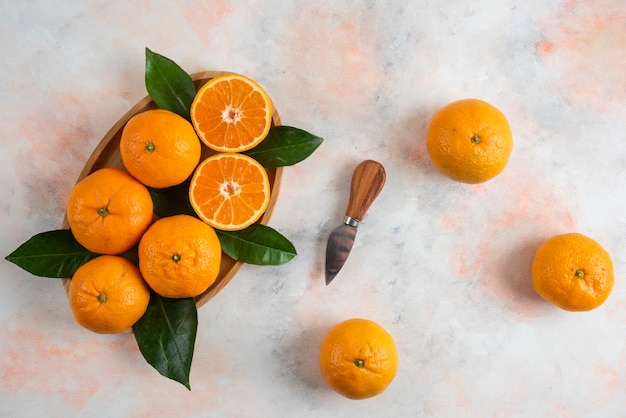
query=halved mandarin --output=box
[190,73,273,152]
[189,153,270,231]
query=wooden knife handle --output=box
[345,160,386,221]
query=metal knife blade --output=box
[325,160,386,285]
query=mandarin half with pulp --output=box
[189,153,270,231]
[190,73,273,153]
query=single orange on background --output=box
[189,153,271,231]
[66,167,153,255]
[426,98,513,184]
[138,214,222,299]
[319,318,398,400]
[68,255,151,334]
[120,108,202,189]
[190,73,273,152]
[532,232,614,311]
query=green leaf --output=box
[148,181,197,218]
[133,293,197,390]
[244,126,323,168]
[145,48,196,119]
[5,230,99,278]
[216,223,297,265]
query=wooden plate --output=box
[61,71,283,308]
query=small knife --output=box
[325,160,386,285]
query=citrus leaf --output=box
[5,230,99,278]
[244,126,323,168]
[145,48,196,119]
[133,293,197,390]
[216,223,297,265]
[148,181,197,218]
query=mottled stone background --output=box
[2,0,625,416]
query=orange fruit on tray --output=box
[66,167,153,255]
[138,214,222,298]
[68,255,151,334]
[189,153,271,231]
[426,98,513,184]
[319,318,398,400]
[190,73,273,152]
[532,232,614,311]
[120,108,202,189]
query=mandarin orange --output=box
[66,168,153,254]
[319,318,398,400]
[68,255,151,334]
[532,232,614,311]
[138,214,222,298]
[188,153,270,231]
[426,98,513,184]
[120,109,201,189]
[190,73,273,152]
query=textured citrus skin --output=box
[189,153,270,231]
[66,168,153,255]
[68,255,151,334]
[138,214,221,298]
[319,318,398,400]
[190,73,272,152]
[120,109,201,189]
[532,232,614,311]
[426,98,513,184]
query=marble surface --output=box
[2,0,626,416]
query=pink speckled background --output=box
[2,0,626,416]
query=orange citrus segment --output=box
[189,153,270,231]
[190,73,272,152]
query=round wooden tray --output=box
[61,71,283,308]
